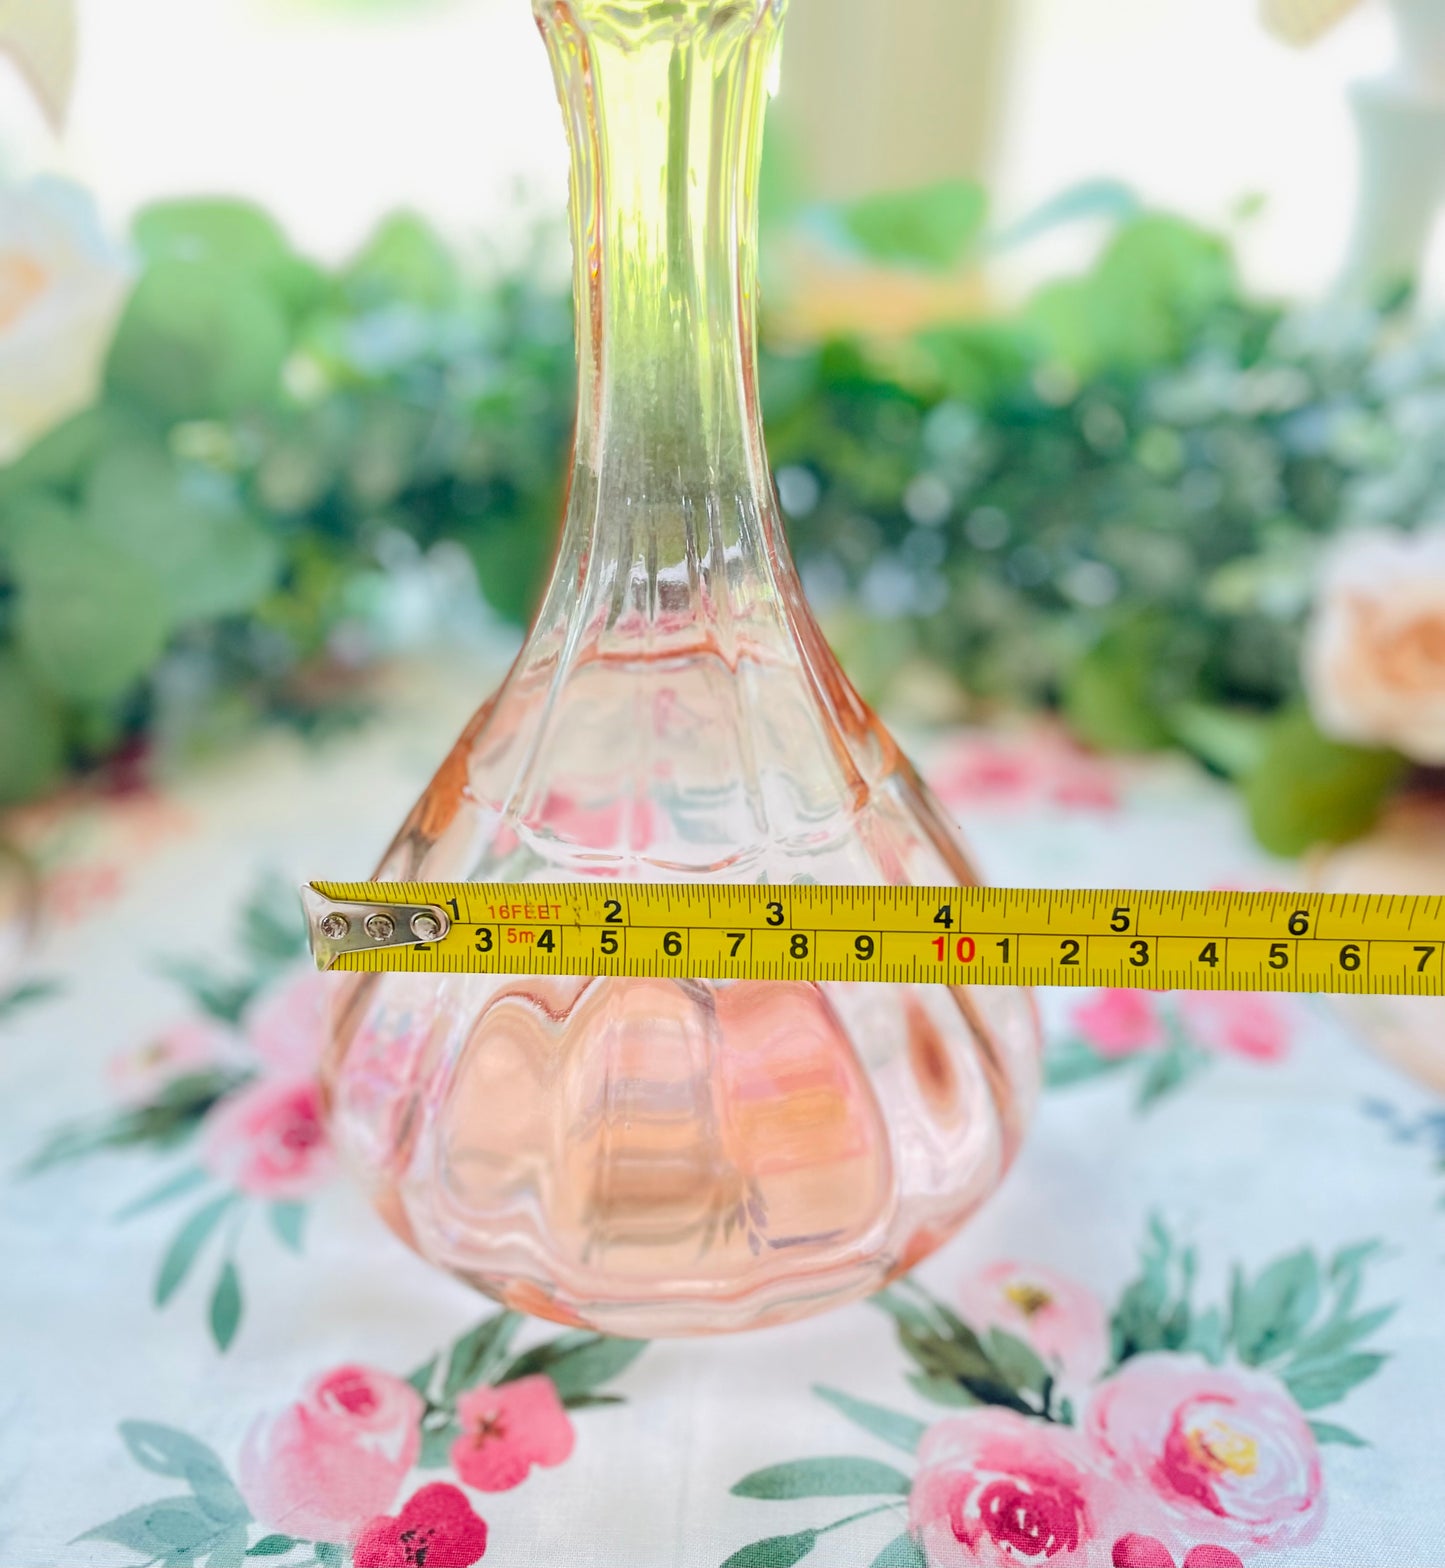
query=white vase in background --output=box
[1340,0,1445,299]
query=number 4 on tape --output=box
[301,883,1445,996]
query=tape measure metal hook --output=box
[301,881,1445,996]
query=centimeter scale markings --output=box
[304,882,1445,996]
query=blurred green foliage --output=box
[766,197,1442,854]
[0,201,573,802]
[1,185,1440,854]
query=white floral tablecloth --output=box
[3,663,1443,1568]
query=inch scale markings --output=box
[301,883,1445,995]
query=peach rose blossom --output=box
[957,1261,1112,1387]
[238,1365,423,1542]
[1304,525,1445,762]
[243,965,332,1075]
[199,1075,333,1199]
[105,1018,231,1105]
[1175,994,1291,1064]
[1071,992,1165,1060]
[450,1376,575,1492]
[910,1408,1118,1567]
[1086,1355,1323,1554]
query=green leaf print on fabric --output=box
[155,1194,237,1307]
[26,877,327,1352]
[870,1534,927,1568]
[209,1260,244,1351]
[725,1218,1394,1568]
[812,1386,927,1455]
[721,1531,820,1568]
[118,1422,245,1521]
[83,1310,643,1567]
[1049,988,1293,1115]
[731,1457,913,1501]
[442,1312,522,1400]
[82,1425,251,1568]
[0,977,63,1023]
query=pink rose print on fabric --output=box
[726,1224,1388,1568]
[354,1482,489,1568]
[909,1408,1116,1567]
[105,1018,232,1105]
[1086,1354,1323,1555]
[929,727,1120,815]
[40,861,125,925]
[238,1364,424,1541]
[1070,992,1165,1060]
[1112,1538,1243,1568]
[957,1261,1111,1387]
[536,791,658,854]
[450,1375,575,1491]
[1174,994,1292,1064]
[199,1074,333,1199]
[1053,985,1295,1113]
[243,965,333,1075]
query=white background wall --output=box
[0,0,1421,300]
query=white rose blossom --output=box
[0,178,131,462]
[1304,525,1445,763]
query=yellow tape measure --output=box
[303,882,1445,994]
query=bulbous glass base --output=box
[322,650,1039,1337]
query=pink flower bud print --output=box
[354,1482,489,1567]
[450,1376,575,1492]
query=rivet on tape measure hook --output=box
[301,885,452,968]
[301,882,1445,995]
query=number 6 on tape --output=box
[301,883,1445,995]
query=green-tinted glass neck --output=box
[534,0,786,522]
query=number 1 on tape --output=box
[300,883,1445,995]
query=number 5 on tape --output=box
[301,883,1445,995]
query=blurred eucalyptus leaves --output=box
[0,172,1442,856]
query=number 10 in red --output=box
[932,935,977,963]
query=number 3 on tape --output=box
[301,883,1445,995]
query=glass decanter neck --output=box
[533,0,789,616]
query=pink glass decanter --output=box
[322,0,1040,1337]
